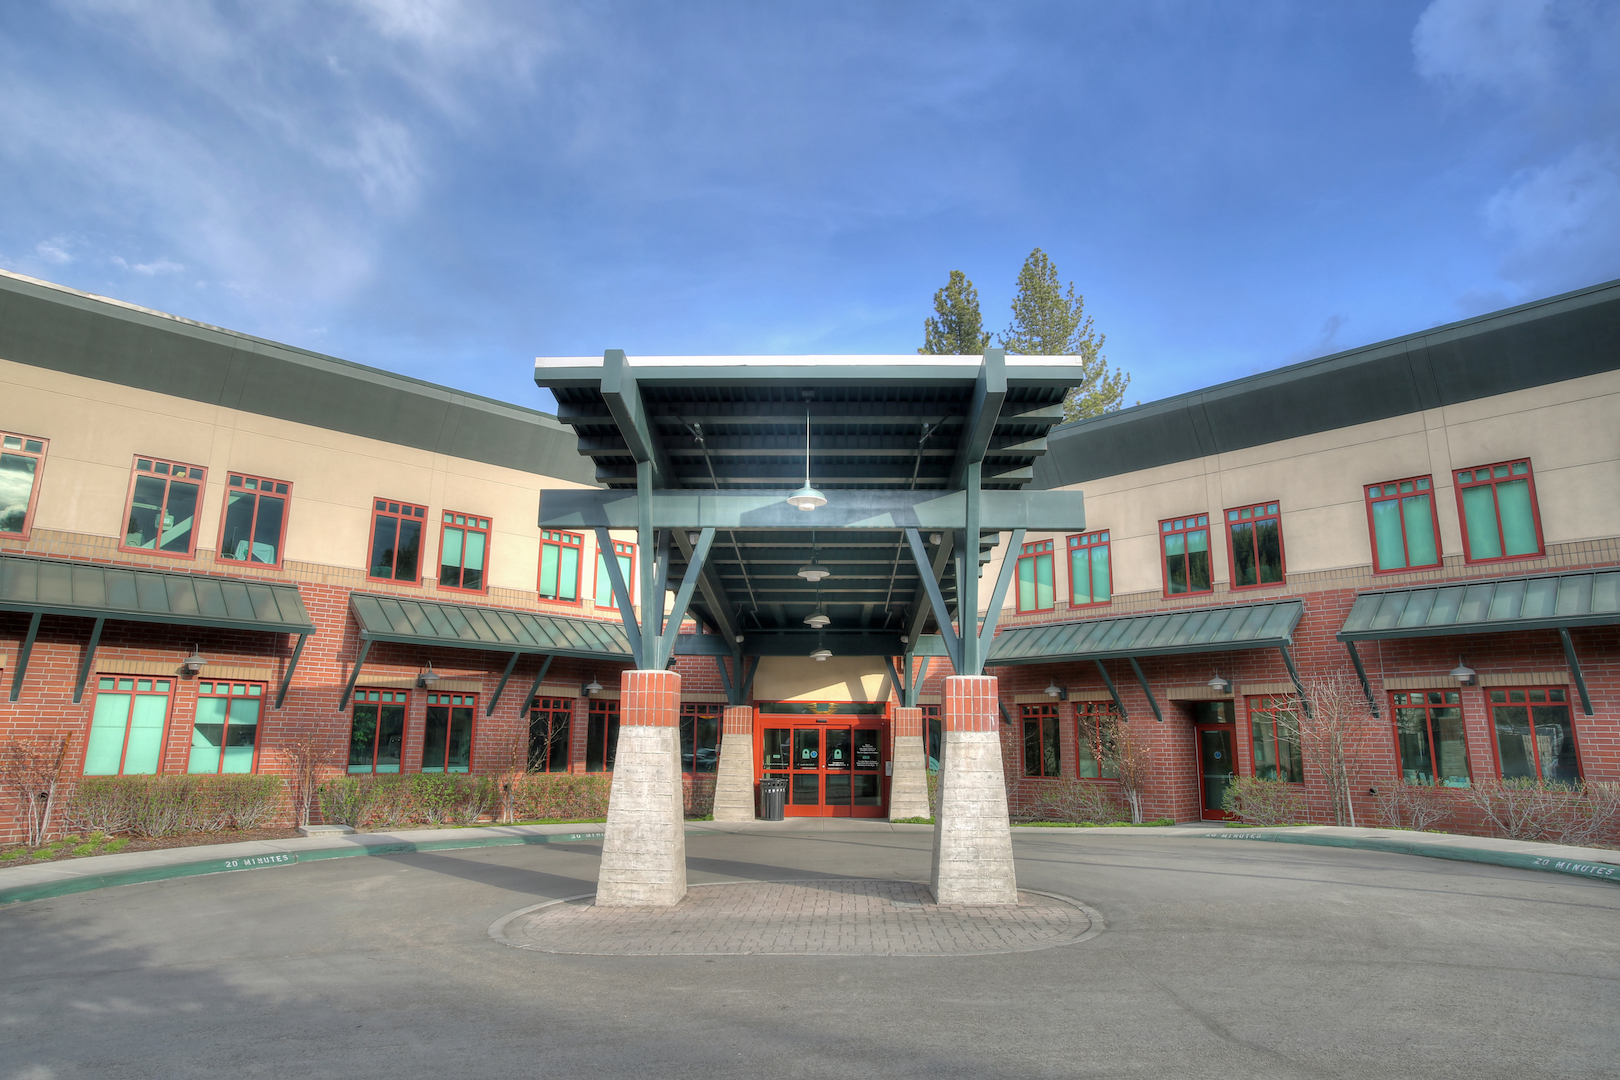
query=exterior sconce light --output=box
[1044,681,1067,700]
[416,662,440,688]
[182,647,207,676]
[1450,659,1477,686]
[583,677,603,696]
[1207,675,1233,695]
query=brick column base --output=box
[888,706,931,821]
[712,705,756,821]
[596,669,687,906]
[931,675,1018,905]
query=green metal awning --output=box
[349,592,636,659]
[1336,570,1620,717]
[985,600,1306,722]
[1,553,314,706]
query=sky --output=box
[2,0,1618,415]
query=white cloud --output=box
[1412,0,1563,98]
[35,237,73,264]
[1485,140,1620,288]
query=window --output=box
[594,540,635,609]
[1391,691,1469,787]
[84,677,172,775]
[1248,695,1303,782]
[439,511,490,593]
[188,681,263,774]
[218,473,290,567]
[1067,531,1111,606]
[368,500,426,583]
[123,456,205,557]
[680,702,721,774]
[1456,459,1543,563]
[0,432,47,539]
[585,698,620,771]
[348,689,407,773]
[1022,702,1061,778]
[1161,515,1212,596]
[1365,476,1441,572]
[1490,687,1578,783]
[922,704,942,771]
[538,530,583,602]
[422,693,475,773]
[1074,701,1121,778]
[528,697,573,772]
[1226,502,1284,588]
[1016,539,1056,613]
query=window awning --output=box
[1336,570,1619,717]
[986,599,1306,722]
[0,553,314,706]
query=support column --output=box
[888,706,931,821]
[596,669,687,906]
[931,675,1017,905]
[712,705,756,821]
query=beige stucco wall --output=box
[753,656,894,702]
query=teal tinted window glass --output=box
[556,544,580,601]
[1090,544,1110,603]
[1035,552,1054,609]
[1016,542,1055,611]
[1496,479,1537,556]
[189,695,229,773]
[122,693,169,774]
[1017,554,1037,611]
[1070,545,1090,604]
[0,449,40,534]
[1371,497,1407,569]
[1249,697,1303,783]
[440,527,464,585]
[348,704,378,772]
[539,542,561,598]
[1461,485,1501,560]
[595,546,634,607]
[84,690,134,775]
[222,697,260,774]
[1402,494,1437,566]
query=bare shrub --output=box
[1223,776,1307,827]
[1295,676,1381,827]
[0,734,73,846]
[1373,781,1455,833]
[277,733,334,828]
[1077,708,1150,823]
[1560,781,1620,849]
[68,777,139,836]
[1020,779,1128,825]
[1465,778,1620,847]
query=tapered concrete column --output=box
[596,669,687,906]
[888,706,931,821]
[931,675,1018,905]
[712,705,756,821]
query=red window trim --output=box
[537,529,585,605]
[593,539,637,610]
[1159,513,1214,599]
[679,701,723,777]
[1453,458,1546,565]
[1483,685,1581,781]
[1020,702,1062,778]
[118,455,208,560]
[191,680,267,774]
[0,430,49,541]
[529,696,575,772]
[1246,694,1304,784]
[422,691,478,772]
[1073,699,1122,781]
[1015,539,1056,614]
[1387,688,1469,785]
[1223,500,1286,591]
[1364,474,1444,574]
[214,471,292,570]
[366,498,429,585]
[437,510,493,594]
[348,687,411,773]
[585,696,621,771]
[89,675,176,776]
[1065,531,1112,608]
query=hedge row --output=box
[317,773,617,829]
[67,775,286,838]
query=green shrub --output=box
[1018,779,1130,825]
[1222,777,1307,827]
[317,776,373,828]
[508,774,612,821]
[68,775,286,837]
[408,774,460,825]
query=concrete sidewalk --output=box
[3,817,1617,904]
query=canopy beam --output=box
[1558,628,1594,716]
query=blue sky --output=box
[2,1,1618,414]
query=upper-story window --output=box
[538,529,583,602]
[218,473,290,567]
[1366,476,1441,572]
[0,432,48,539]
[595,540,636,609]
[123,456,205,557]
[369,499,426,584]
[1016,539,1056,613]
[439,512,490,593]
[1067,531,1111,606]
[1226,502,1284,589]
[1161,514,1212,596]
[1456,459,1543,563]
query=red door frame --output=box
[753,704,890,818]
[1194,723,1239,821]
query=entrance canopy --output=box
[535,350,1086,678]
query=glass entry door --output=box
[759,718,887,818]
[1196,725,1237,820]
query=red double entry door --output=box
[756,711,888,818]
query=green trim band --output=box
[1197,830,1620,885]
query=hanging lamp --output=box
[786,395,826,511]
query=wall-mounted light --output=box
[181,647,207,676]
[1206,674,1233,695]
[1450,659,1477,686]
[583,676,603,696]
[1044,681,1067,700]
[416,662,440,688]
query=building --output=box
[2,268,1617,853]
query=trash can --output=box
[759,776,787,821]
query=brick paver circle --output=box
[489,879,1102,956]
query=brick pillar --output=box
[596,669,687,906]
[712,705,756,821]
[888,706,931,821]
[931,675,1018,905]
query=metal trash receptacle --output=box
[759,776,787,821]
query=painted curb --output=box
[1196,830,1620,885]
[0,831,608,906]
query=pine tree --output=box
[918,270,992,355]
[1000,248,1130,421]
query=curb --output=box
[1195,829,1620,885]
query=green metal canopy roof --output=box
[1336,570,1620,641]
[0,553,313,633]
[349,593,636,659]
[988,600,1305,665]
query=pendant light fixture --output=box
[787,394,826,511]
[804,577,831,628]
[810,629,832,662]
[796,530,832,582]
[1449,657,1477,686]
